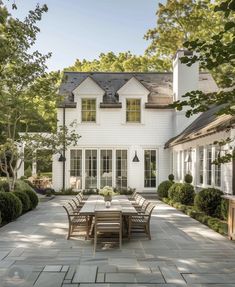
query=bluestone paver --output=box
[0,196,234,286]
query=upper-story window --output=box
[81,99,96,122]
[126,99,141,123]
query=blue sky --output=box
[6,0,161,71]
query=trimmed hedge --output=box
[168,183,195,205]
[13,191,31,213]
[0,180,10,192]
[0,192,22,223]
[220,198,229,220]
[157,180,173,199]
[162,197,228,236]
[168,174,174,181]
[22,189,38,209]
[184,174,193,184]
[194,188,223,217]
[15,180,34,192]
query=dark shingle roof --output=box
[165,105,235,148]
[59,71,217,105]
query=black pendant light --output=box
[132,151,140,162]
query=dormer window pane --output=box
[82,99,96,122]
[126,99,141,123]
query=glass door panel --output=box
[100,150,112,188]
[144,150,156,188]
[116,150,127,189]
[85,149,97,189]
[70,150,82,189]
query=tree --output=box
[173,0,235,163]
[0,2,80,190]
[65,51,168,72]
[144,0,226,72]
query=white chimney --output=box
[173,50,199,135]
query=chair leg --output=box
[128,216,131,240]
[119,230,122,249]
[94,227,97,253]
[67,223,71,240]
[146,224,151,240]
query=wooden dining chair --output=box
[128,203,156,240]
[94,211,122,252]
[63,204,88,239]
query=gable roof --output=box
[165,105,235,148]
[59,71,218,106]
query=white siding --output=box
[172,130,234,194]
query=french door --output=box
[70,149,127,189]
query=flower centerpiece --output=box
[99,186,116,202]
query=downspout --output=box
[62,106,66,191]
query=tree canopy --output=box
[0,2,80,190]
[64,51,169,72]
[144,0,228,74]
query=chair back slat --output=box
[146,203,155,216]
[95,211,122,224]
[68,200,78,211]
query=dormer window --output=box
[126,99,141,123]
[81,99,96,122]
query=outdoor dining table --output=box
[79,195,138,238]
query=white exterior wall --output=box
[173,51,200,135]
[53,78,173,191]
[172,130,234,194]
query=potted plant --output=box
[99,186,116,202]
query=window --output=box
[198,146,204,185]
[215,147,221,187]
[85,150,97,188]
[126,99,141,123]
[184,150,188,176]
[144,150,156,188]
[81,99,96,122]
[207,145,212,185]
[70,150,82,189]
[100,150,112,188]
[116,150,127,189]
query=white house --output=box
[48,49,235,194]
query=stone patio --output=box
[0,196,235,286]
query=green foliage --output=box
[168,182,195,205]
[144,0,225,71]
[56,188,79,195]
[168,174,174,181]
[157,180,173,199]
[184,173,193,184]
[220,198,229,220]
[172,2,235,165]
[0,192,22,222]
[15,180,34,193]
[24,166,32,178]
[22,189,39,209]
[0,180,10,192]
[65,51,165,72]
[163,197,228,235]
[194,188,223,217]
[13,191,31,213]
[113,187,136,195]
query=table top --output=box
[79,195,138,216]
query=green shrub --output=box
[157,180,173,199]
[168,174,174,181]
[194,188,223,217]
[13,191,31,213]
[184,173,193,184]
[0,192,22,222]
[22,189,38,209]
[220,198,229,220]
[168,183,194,205]
[0,211,1,225]
[15,180,34,192]
[0,180,10,192]
[24,166,32,178]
